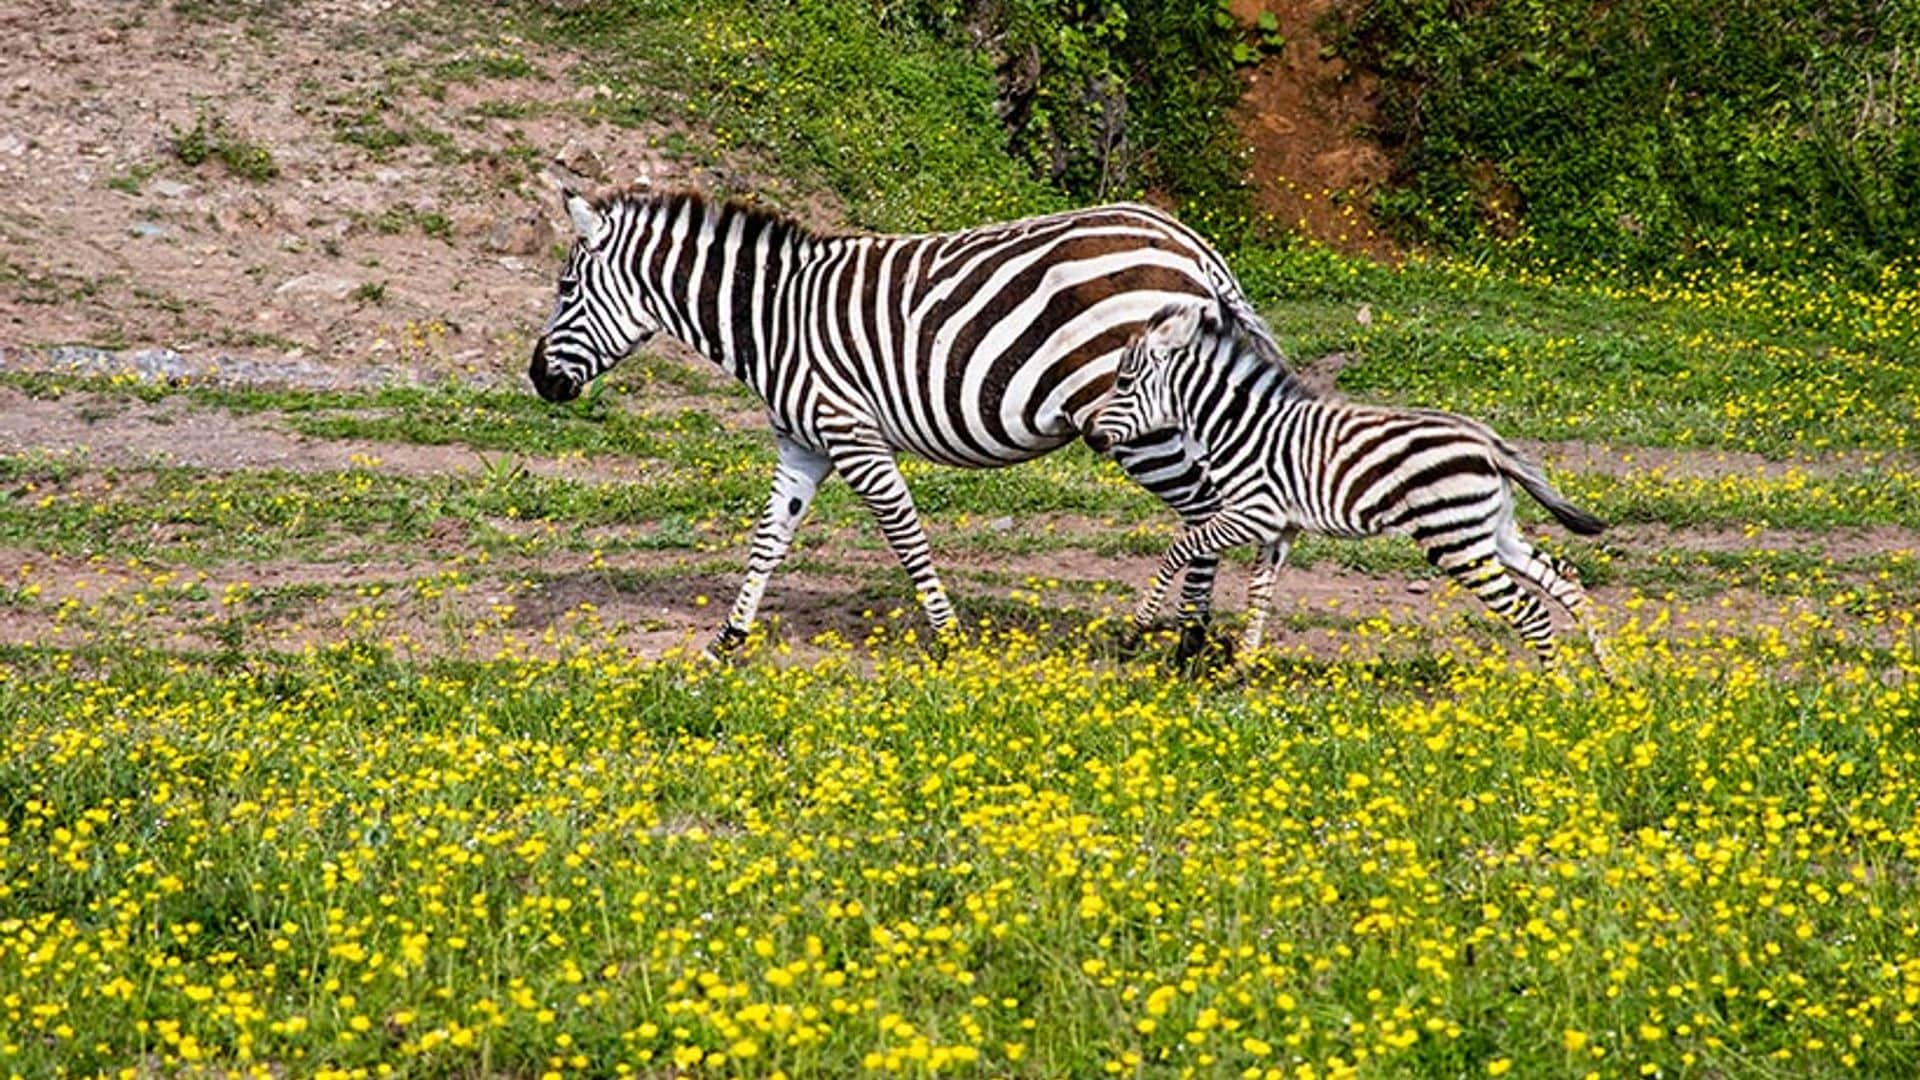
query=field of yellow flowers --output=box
[3,609,1919,1078]
[5,252,1920,1079]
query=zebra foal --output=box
[1087,299,1609,668]
[531,186,1279,659]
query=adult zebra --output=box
[529,186,1278,658]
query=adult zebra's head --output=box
[529,188,663,403]
[1085,300,1211,455]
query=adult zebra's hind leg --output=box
[823,426,957,642]
[1108,430,1223,661]
[708,436,834,659]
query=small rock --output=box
[212,199,275,235]
[987,516,1015,532]
[450,208,496,238]
[555,138,607,181]
[496,257,528,272]
[128,221,168,240]
[275,273,359,301]
[486,210,554,256]
[148,177,195,199]
[1406,580,1429,595]
[1355,302,1372,327]
[0,134,25,157]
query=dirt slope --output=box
[1228,0,1394,257]
[0,1,690,382]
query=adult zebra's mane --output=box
[589,185,850,244]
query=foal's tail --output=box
[1494,441,1607,536]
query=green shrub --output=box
[882,1,1260,225]
[1334,0,1920,277]
[535,1,1270,238]
[538,0,1061,231]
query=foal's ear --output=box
[1145,300,1207,353]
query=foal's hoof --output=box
[926,631,957,663]
[1114,624,1149,661]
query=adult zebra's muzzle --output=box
[529,337,582,403]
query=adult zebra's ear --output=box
[1144,300,1207,354]
[563,188,611,249]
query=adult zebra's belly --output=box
[885,426,1081,469]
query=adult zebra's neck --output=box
[613,191,822,380]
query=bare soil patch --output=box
[2,2,847,389]
[0,384,669,483]
[0,1,725,383]
[0,512,1830,669]
[1611,522,1920,560]
[1524,439,1915,482]
[1228,1,1394,258]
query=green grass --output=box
[523,0,1061,231]
[1251,252,1920,457]
[171,110,279,182]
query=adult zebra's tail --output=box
[1495,444,1607,536]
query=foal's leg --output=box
[1107,431,1225,660]
[1425,537,1560,668]
[1133,513,1269,639]
[1240,527,1298,656]
[1495,523,1611,672]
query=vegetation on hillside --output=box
[529,0,1918,280]
[528,0,1269,236]
[1313,0,1919,275]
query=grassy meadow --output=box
[6,252,1920,1080]
[5,2,1920,1077]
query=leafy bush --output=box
[539,1,1269,237]
[883,1,1269,231]
[1334,0,1920,276]
[541,0,1062,231]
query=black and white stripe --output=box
[1087,299,1609,667]
[530,188,1276,656]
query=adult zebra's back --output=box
[530,187,1274,656]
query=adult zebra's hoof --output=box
[701,623,749,663]
[1175,623,1234,674]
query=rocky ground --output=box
[0,0,710,386]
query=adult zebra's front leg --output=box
[707,435,834,659]
[1108,430,1224,660]
[822,424,958,641]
